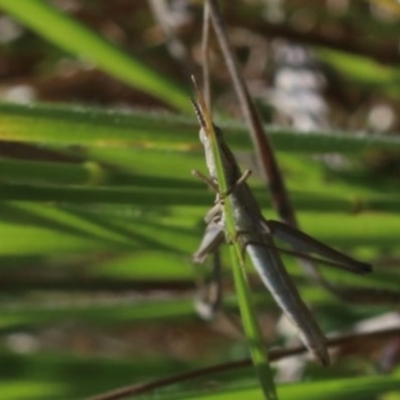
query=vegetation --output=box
[0,1,400,399]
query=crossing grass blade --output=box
[1,102,400,152]
[187,373,400,400]
[195,84,277,400]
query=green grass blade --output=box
[200,105,277,398]
[0,297,197,330]
[187,374,400,400]
[0,182,211,205]
[0,158,106,186]
[2,181,400,215]
[317,47,396,86]
[1,102,400,152]
[0,0,191,112]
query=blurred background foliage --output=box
[0,0,400,399]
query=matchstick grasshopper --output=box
[191,80,372,365]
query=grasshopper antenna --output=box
[190,97,206,131]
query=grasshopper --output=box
[191,79,372,365]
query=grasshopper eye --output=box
[199,128,206,143]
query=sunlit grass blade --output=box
[0,103,195,147]
[0,202,133,245]
[187,373,400,400]
[3,352,399,400]
[0,0,191,112]
[317,47,396,86]
[1,102,400,152]
[0,202,137,255]
[0,201,199,256]
[0,158,107,186]
[0,352,198,400]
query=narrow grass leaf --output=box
[1,102,400,152]
[186,374,400,400]
[0,297,197,330]
[196,89,277,398]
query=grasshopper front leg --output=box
[193,216,225,263]
[192,168,253,263]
